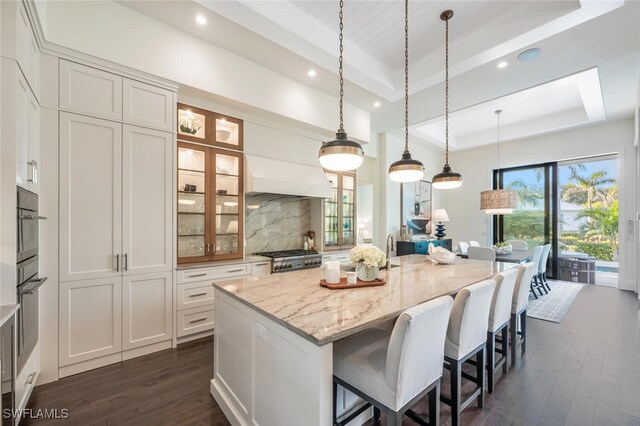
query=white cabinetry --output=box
[59,277,123,367]
[251,261,272,277]
[122,125,172,275]
[59,61,123,120]
[176,264,251,341]
[122,272,172,351]
[123,79,174,131]
[59,113,122,282]
[58,60,176,375]
[14,67,40,193]
[1,1,40,99]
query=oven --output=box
[17,187,44,263]
[16,255,46,374]
[16,187,47,374]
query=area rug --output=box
[527,280,583,323]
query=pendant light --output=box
[480,110,517,214]
[432,10,463,189]
[388,0,424,183]
[318,0,364,172]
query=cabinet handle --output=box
[254,263,268,266]
[188,292,208,298]
[115,254,120,272]
[27,160,37,184]
[189,317,208,324]
[124,253,128,271]
[189,273,207,278]
[227,269,243,273]
[25,372,36,385]
[19,215,47,220]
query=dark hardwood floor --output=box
[25,283,640,425]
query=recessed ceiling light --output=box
[307,69,316,77]
[497,61,508,69]
[195,15,207,25]
[373,101,381,108]
[518,48,541,62]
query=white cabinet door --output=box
[122,272,172,350]
[25,26,40,99]
[59,277,122,366]
[123,79,173,131]
[59,60,123,120]
[122,125,172,275]
[26,91,39,193]
[59,112,123,282]
[15,69,29,189]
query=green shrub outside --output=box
[574,241,613,261]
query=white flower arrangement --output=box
[350,246,386,268]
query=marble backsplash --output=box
[245,194,311,254]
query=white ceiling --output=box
[118,0,640,150]
[411,68,606,150]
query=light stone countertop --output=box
[212,255,517,346]
[0,304,18,327]
[176,255,272,271]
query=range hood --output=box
[245,154,333,198]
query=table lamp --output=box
[432,209,450,240]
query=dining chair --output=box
[487,268,519,393]
[467,246,496,261]
[441,279,496,426]
[511,262,537,366]
[506,240,528,251]
[469,241,480,247]
[458,242,470,255]
[538,244,552,292]
[333,296,453,426]
[529,246,544,298]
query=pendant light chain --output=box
[338,0,345,131]
[444,15,450,166]
[496,110,501,169]
[404,0,409,153]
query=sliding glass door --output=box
[493,163,558,277]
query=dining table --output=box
[458,249,532,263]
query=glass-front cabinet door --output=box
[178,143,210,262]
[323,170,356,251]
[214,151,243,259]
[177,142,243,264]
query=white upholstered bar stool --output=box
[333,296,453,426]
[468,241,480,247]
[441,280,496,426]
[467,246,496,261]
[506,240,528,251]
[457,242,469,255]
[486,268,519,393]
[510,262,537,366]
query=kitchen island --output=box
[210,255,515,426]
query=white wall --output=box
[441,118,637,291]
[35,0,370,143]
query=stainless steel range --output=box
[254,250,323,273]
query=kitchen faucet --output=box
[385,234,395,270]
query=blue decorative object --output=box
[435,223,446,239]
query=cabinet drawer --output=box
[251,262,271,277]
[177,281,215,311]
[177,263,250,284]
[59,60,123,120]
[414,241,429,254]
[177,307,214,337]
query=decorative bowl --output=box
[216,129,231,142]
[493,244,512,255]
